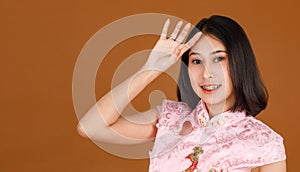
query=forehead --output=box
[190,34,226,54]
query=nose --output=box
[203,64,213,79]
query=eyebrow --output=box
[189,50,227,56]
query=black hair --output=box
[177,15,268,117]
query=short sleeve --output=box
[150,100,192,158]
[155,99,191,132]
[230,117,286,169]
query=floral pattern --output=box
[149,100,286,172]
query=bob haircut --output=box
[177,15,268,117]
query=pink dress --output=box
[149,99,286,172]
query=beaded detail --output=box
[149,99,286,172]
[198,113,207,127]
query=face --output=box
[188,34,235,114]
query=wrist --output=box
[137,65,163,82]
[140,64,163,75]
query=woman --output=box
[77,15,286,171]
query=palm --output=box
[145,19,202,72]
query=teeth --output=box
[202,85,221,90]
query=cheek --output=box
[223,69,234,94]
[188,67,201,92]
[188,66,202,83]
[220,63,230,81]
[188,69,196,86]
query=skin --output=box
[187,34,286,172]
[77,20,201,144]
[77,19,286,171]
[188,34,235,117]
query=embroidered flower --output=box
[184,146,204,172]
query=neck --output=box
[205,100,235,118]
[205,103,226,118]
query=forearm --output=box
[77,20,200,142]
[96,66,161,126]
[77,66,161,140]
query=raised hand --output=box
[144,19,202,71]
[77,19,202,145]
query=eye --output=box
[214,56,224,62]
[191,59,202,64]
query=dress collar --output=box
[192,100,246,128]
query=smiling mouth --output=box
[200,84,221,91]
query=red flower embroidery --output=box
[184,146,204,172]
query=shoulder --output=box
[232,116,286,168]
[155,99,192,130]
[156,99,190,119]
[157,99,191,115]
[235,116,284,145]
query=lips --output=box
[200,84,221,93]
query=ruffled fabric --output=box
[149,99,286,172]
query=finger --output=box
[169,21,183,40]
[179,44,190,57]
[174,44,185,57]
[160,19,170,39]
[184,32,202,50]
[176,23,191,43]
[179,32,202,56]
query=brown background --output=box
[1,0,299,171]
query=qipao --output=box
[149,99,286,172]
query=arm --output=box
[77,68,161,144]
[251,160,286,172]
[77,20,202,144]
